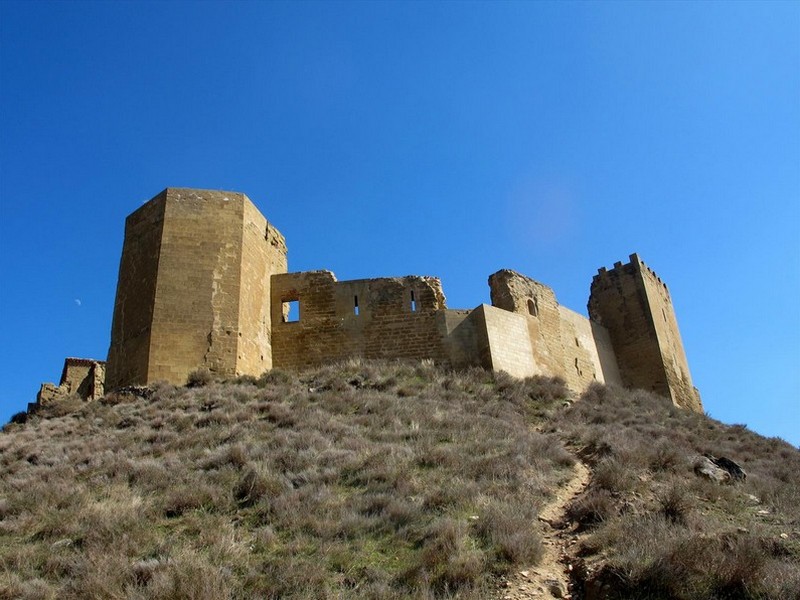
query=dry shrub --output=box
[648,439,685,472]
[257,368,295,387]
[99,391,138,406]
[475,503,542,566]
[567,488,615,528]
[0,576,57,600]
[658,482,693,525]
[186,367,213,388]
[161,484,217,517]
[34,396,85,419]
[136,550,233,600]
[8,411,28,425]
[593,457,634,493]
[233,465,287,508]
[415,519,485,593]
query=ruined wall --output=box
[489,270,567,380]
[37,358,105,405]
[488,270,621,389]
[106,188,287,387]
[588,254,701,412]
[271,271,448,370]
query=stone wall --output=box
[588,254,701,411]
[105,192,165,388]
[271,271,448,370]
[479,304,539,378]
[488,270,622,388]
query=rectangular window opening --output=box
[411,290,417,312]
[354,295,359,316]
[282,300,299,323]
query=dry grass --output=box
[550,383,800,600]
[4,366,798,599]
[0,360,570,599]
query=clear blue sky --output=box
[1,1,798,445]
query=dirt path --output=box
[497,459,590,599]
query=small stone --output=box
[737,527,749,533]
[780,533,789,539]
[757,509,770,516]
[51,538,72,548]
[545,579,564,598]
[469,515,479,521]
[519,570,530,577]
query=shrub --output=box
[233,465,287,508]
[415,519,485,593]
[593,457,634,493]
[9,411,28,425]
[567,488,615,528]
[186,368,213,388]
[658,482,693,525]
[475,504,542,566]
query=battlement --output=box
[38,187,702,414]
[595,253,671,297]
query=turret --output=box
[588,254,702,412]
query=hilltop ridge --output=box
[3,361,798,599]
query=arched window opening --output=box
[527,297,538,317]
[411,290,417,312]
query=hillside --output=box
[1,361,798,599]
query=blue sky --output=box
[1,1,798,445]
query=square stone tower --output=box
[588,254,702,412]
[105,188,287,388]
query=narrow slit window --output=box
[527,298,538,317]
[354,295,359,316]
[410,290,417,312]
[282,300,299,323]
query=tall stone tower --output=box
[105,188,287,388]
[588,254,702,412]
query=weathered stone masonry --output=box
[34,358,105,411]
[40,188,702,412]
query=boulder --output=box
[694,456,730,483]
[706,454,746,482]
[694,454,746,484]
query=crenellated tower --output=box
[588,254,702,412]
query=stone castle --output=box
[36,187,702,413]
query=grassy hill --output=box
[1,361,798,599]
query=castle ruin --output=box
[38,188,702,412]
